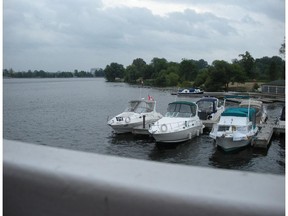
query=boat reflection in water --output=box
[209,146,254,170]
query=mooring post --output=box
[143,115,146,128]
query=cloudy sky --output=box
[3,0,285,72]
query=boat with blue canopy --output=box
[196,97,224,120]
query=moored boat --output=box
[149,101,204,143]
[107,97,163,134]
[177,88,204,95]
[209,107,258,152]
[196,97,224,120]
[239,99,267,124]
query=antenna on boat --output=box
[247,94,251,120]
[139,79,144,99]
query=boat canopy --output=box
[165,101,197,117]
[196,97,218,113]
[221,107,256,126]
[224,95,250,99]
[125,100,155,113]
[239,100,263,115]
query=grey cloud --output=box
[167,9,237,37]
[3,0,285,71]
[155,0,285,22]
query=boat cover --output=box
[221,107,256,126]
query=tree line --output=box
[3,68,105,78]
[3,49,285,92]
[104,51,285,91]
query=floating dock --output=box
[252,124,285,148]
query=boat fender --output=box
[125,117,131,123]
[197,130,199,136]
[161,124,168,132]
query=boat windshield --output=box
[197,101,214,112]
[165,103,196,117]
[125,101,154,113]
[218,126,230,131]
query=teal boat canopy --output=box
[224,95,250,99]
[221,107,257,126]
[222,107,256,117]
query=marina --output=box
[3,78,285,175]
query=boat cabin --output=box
[196,97,221,120]
[125,100,155,114]
[165,101,197,118]
[218,108,257,131]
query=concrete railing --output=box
[3,139,285,216]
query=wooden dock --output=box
[252,124,285,148]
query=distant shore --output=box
[170,91,285,103]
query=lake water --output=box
[3,78,285,175]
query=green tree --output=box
[194,60,247,91]
[238,51,255,79]
[124,65,138,83]
[154,70,167,86]
[104,62,125,82]
[179,59,197,81]
[212,60,232,91]
[3,69,9,77]
[193,68,209,87]
[268,61,277,81]
[230,62,247,83]
[279,39,285,59]
[196,59,208,70]
[254,56,285,80]
[166,72,179,86]
[150,57,168,78]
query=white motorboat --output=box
[177,88,204,95]
[149,101,204,143]
[239,99,267,124]
[108,98,163,134]
[209,107,258,152]
[196,97,224,120]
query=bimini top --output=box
[222,107,256,117]
[166,101,197,117]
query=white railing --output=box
[3,139,285,216]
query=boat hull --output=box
[108,111,162,134]
[178,92,204,96]
[109,122,140,134]
[215,136,252,152]
[152,126,203,143]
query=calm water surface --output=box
[3,78,285,175]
